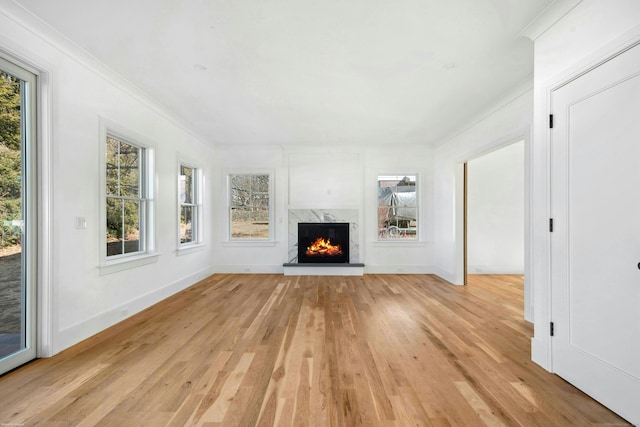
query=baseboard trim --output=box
[54,266,215,355]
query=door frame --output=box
[532,29,640,374]
[454,131,533,322]
[462,140,528,289]
[548,39,640,425]
[0,54,37,372]
[0,47,54,360]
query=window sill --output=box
[98,252,160,276]
[177,242,206,256]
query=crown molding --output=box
[518,0,584,41]
[0,1,213,150]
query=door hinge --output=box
[550,322,555,337]
[549,114,554,129]
[549,218,554,232]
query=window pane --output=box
[229,174,270,239]
[180,205,194,243]
[0,70,24,362]
[252,207,269,222]
[231,207,250,238]
[123,199,140,254]
[106,137,119,196]
[251,208,270,238]
[231,207,270,239]
[106,198,141,255]
[106,137,140,198]
[251,191,269,208]
[251,175,269,193]
[106,197,123,256]
[118,141,140,197]
[180,165,194,204]
[230,174,269,208]
[179,165,198,246]
[378,175,417,239]
[105,133,148,258]
[230,175,248,207]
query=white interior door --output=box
[550,42,640,425]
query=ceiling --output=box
[14,0,552,147]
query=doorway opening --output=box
[462,140,529,320]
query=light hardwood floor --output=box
[0,274,631,426]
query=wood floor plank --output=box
[454,380,506,426]
[0,274,632,426]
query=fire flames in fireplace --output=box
[298,222,349,263]
[305,237,343,257]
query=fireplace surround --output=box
[285,209,362,275]
[287,209,359,264]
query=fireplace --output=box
[297,222,350,263]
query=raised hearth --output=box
[283,262,365,276]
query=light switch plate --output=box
[75,216,87,229]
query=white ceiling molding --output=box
[0,1,213,148]
[518,0,584,41]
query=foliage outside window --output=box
[0,71,22,250]
[105,135,146,256]
[378,175,417,239]
[179,164,198,245]
[229,174,270,239]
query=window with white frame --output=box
[228,173,271,240]
[377,175,417,239]
[105,134,151,257]
[179,163,199,245]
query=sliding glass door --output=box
[0,55,37,374]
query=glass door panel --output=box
[0,57,36,374]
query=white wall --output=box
[529,0,640,370]
[467,141,524,274]
[210,146,288,273]
[431,85,532,321]
[211,145,435,274]
[363,147,434,274]
[0,6,216,356]
[432,84,532,287]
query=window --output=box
[105,134,150,257]
[179,164,200,245]
[377,175,417,239]
[229,173,271,240]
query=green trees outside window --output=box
[0,72,22,250]
[105,136,146,256]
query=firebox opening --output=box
[298,222,350,263]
